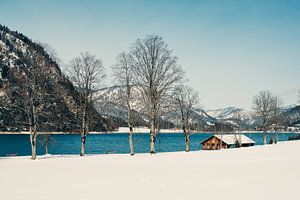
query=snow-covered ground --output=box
[0,141,299,200]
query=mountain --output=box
[283,105,300,126]
[94,84,300,130]
[188,108,235,131]
[207,105,300,129]
[0,24,107,131]
[206,107,256,129]
[207,107,242,119]
[94,85,236,131]
[191,108,216,124]
[94,85,147,129]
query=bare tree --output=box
[271,95,284,143]
[130,35,184,153]
[112,52,135,155]
[0,40,70,159]
[174,85,199,152]
[155,94,176,130]
[253,91,276,144]
[12,53,49,159]
[68,52,106,156]
[36,41,62,66]
[35,41,73,76]
[5,51,50,160]
[38,133,55,155]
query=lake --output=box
[0,132,297,157]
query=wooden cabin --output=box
[201,134,255,150]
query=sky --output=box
[1,0,300,110]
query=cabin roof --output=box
[201,134,256,145]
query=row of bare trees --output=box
[28,35,199,158]
[3,28,298,159]
[28,35,298,158]
[10,35,297,159]
[111,35,200,155]
[39,35,299,157]
[29,35,295,158]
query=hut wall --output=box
[202,137,228,150]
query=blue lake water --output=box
[0,132,297,157]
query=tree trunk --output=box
[263,129,267,145]
[30,126,37,160]
[30,103,38,160]
[129,127,134,156]
[182,119,190,152]
[45,136,49,155]
[150,132,155,154]
[150,118,156,154]
[127,99,134,156]
[184,132,190,152]
[182,116,189,152]
[45,144,48,155]
[275,130,278,144]
[80,108,87,156]
[80,134,86,156]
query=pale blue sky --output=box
[1,0,299,110]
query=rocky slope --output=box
[0,24,107,131]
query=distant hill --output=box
[0,24,108,131]
[94,86,238,131]
[94,85,147,129]
[206,107,256,129]
[207,105,300,129]
[283,105,300,126]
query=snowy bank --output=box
[0,141,299,200]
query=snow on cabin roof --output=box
[214,134,256,145]
[202,134,256,145]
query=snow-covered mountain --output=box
[94,86,300,130]
[206,105,300,129]
[94,85,219,129]
[206,107,255,128]
[190,108,217,125]
[207,107,241,119]
[283,105,300,126]
[94,85,148,128]
[94,85,237,130]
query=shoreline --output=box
[0,140,295,159]
[0,131,299,135]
